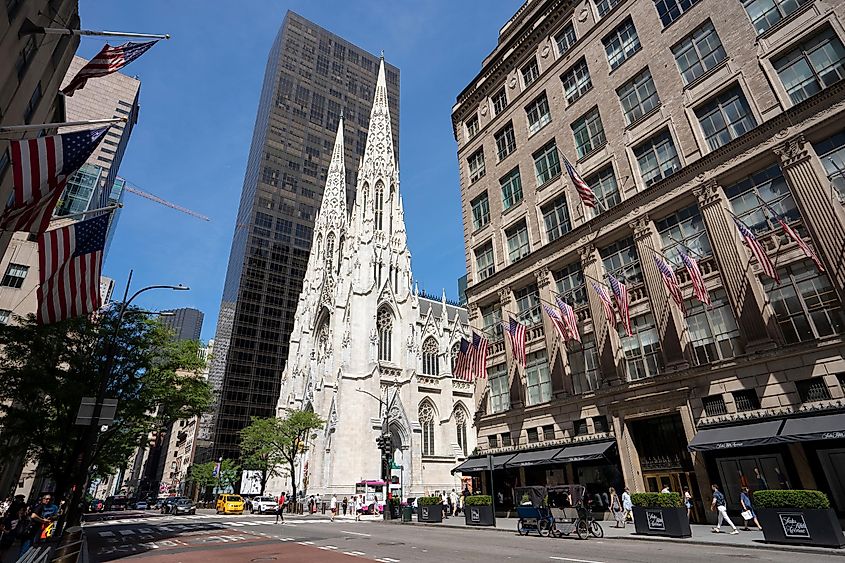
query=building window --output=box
[500,167,523,210]
[24,82,42,124]
[634,130,681,187]
[743,0,811,35]
[1,264,28,289]
[733,389,761,412]
[482,303,504,339]
[455,407,468,456]
[521,58,540,87]
[555,22,577,56]
[471,192,490,230]
[526,92,552,135]
[595,0,621,18]
[525,350,552,406]
[533,141,561,185]
[487,435,498,449]
[501,432,512,447]
[603,18,641,71]
[495,122,517,161]
[600,237,643,285]
[654,0,702,27]
[465,114,480,139]
[0,150,9,183]
[813,131,845,201]
[585,165,621,210]
[506,220,531,264]
[619,313,663,381]
[542,195,572,242]
[527,427,540,444]
[773,28,845,105]
[554,263,588,308]
[514,284,541,325]
[468,149,486,183]
[796,377,832,403]
[656,204,712,264]
[574,418,589,436]
[593,416,609,434]
[474,242,495,282]
[703,394,728,417]
[489,363,510,413]
[685,289,743,365]
[568,335,600,394]
[0,310,10,325]
[491,87,508,116]
[377,307,393,362]
[571,108,606,158]
[16,35,36,80]
[617,68,659,125]
[422,338,439,375]
[673,21,727,85]
[724,164,798,235]
[562,59,592,104]
[420,402,435,456]
[764,260,845,343]
[695,86,757,151]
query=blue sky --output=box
[79,1,520,341]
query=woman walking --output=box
[683,487,693,521]
[739,487,762,531]
[609,487,625,528]
[342,496,348,516]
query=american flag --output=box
[1,127,109,234]
[654,255,684,310]
[543,304,568,341]
[63,41,158,96]
[760,201,825,273]
[470,332,489,379]
[564,158,597,209]
[608,274,632,336]
[591,282,615,327]
[556,297,581,343]
[453,338,472,380]
[680,251,710,306]
[504,317,527,367]
[733,216,779,282]
[36,213,109,325]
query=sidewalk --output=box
[390,515,845,556]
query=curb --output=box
[386,520,845,557]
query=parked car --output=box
[170,499,197,516]
[105,496,129,511]
[88,499,105,513]
[216,494,245,515]
[160,497,188,514]
[250,496,277,514]
[132,500,148,510]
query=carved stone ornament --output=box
[693,179,721,209]
[578,243,596,267]
[467,302,479,320]
[540,43,550,59]
[342,329,351,348]
[534,266,551,288]
[480,104,488,116]
[773,134,810,168]
[498,286,512,305]
[370,327,378,344]
[629,216,651,240]
[509,75,517,89]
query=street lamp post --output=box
[356,388,392,521]
[64,269,189,530]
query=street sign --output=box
[74,397,118,426]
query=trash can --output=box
[402,506,413,523]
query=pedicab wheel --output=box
[538,519,552,537]
[589,521,604,538]
[575,519,590,540]
[517,519,529,536]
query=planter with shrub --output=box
[631,492,691,538]
[754,490,844,548]
[417,496,443,523]
[464,495,495,526]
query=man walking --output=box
[329,494,338,522]
[710,484,739,534]
[621,487,633,524]
[275,492,286,524]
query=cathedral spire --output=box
[315,115,347,234]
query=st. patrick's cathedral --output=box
[269,58,476,498]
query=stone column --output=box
[612,414,644,492]
[580,244,622,386]
[773,134,845,305]
[499,286,524,409]
[693,180,778,348]
[535,266,571,396]
[630,216,688,369]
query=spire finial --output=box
[380,49,385,60]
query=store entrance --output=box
[644,471,703,522]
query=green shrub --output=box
[465,495,492,506]
[753,490,830,509]
[418,496,442,506]
[631,492,682,508]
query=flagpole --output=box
[20,20,170,40]
[0,117,126,134]
[829,160,845,203]
[664,234,707,260]
[51,204,122,223]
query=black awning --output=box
[491,453,517,469]
[451,457,488,474]
[780,413,845,442]
[553,441,615,463]
[688,420,785,452]
[504,447,566,468]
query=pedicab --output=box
[515,486,555,537]
[547,485,603,540]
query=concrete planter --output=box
[632,507,691,538]
[757,508,845,548]
[418,503,443,523]
[464,504,495,526]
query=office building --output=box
[452,0,845,522]
[160,307,204,342]
[208,11,399,461]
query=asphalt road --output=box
[83,511,845,563]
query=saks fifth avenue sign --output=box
[646,510,665,531]
[779,513,810,538]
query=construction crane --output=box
[119,179,210,222]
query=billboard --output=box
[240,470,262,495]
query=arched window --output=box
[377,307,393,362]
[316,320,330,362]
[455,406,468,456]
[337,235,344,274]
[326,232,335,270]
[419,402,435,456]
[375,181,384,231]
[451,342,461,372]
[363,183,369,212]
[316,234,323,261]
[422,338,439,375]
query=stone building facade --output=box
[451,0,845,521]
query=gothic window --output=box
[337,235,344,274]
[375,181,384,231]
[377,307,393,362]
[326,232,335,270]
[316,233,323,261]
[454,406,468,456]
[363,182,369,211]
[450,341,461,372]
[316,320,329,362]
[420,402,435,456]
[422,337,439,375]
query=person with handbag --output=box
[739,487,762,531]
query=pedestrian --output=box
[20,494,57,556]
[330,494,337,522]
[450,489,459,516]
[342,496,348,516]
[683,487,693,521]
[354,495,361,521]
[275,492,286,524]
[462,485,470,499]
[621,487,633,523]
[739,487,762,531]
[710,484,738,534]
[0,503,28,560]
[609,487,624,528]
[496,491,504,507]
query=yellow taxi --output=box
[215,494,245,515]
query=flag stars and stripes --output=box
[564,158,597,209]
[63,41,158,96]
[680,251,710,306]
[543,304,568,341]
[733,216,779,282]
[504,317,527,367]
[654,255,684,310]
[608,274,632,337]
[591,282,615,328]
[453,338,472,381]
[470,331,488,379]
[556,297,581,343]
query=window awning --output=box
[780,413,845,443]
[688,420,785,452]
[504,447,566,468]
[552,441,615,463]
[451,457,488,474]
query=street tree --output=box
[0,309,213,504]
[276,409,325,503]
[240,417,288,495]
[188,461,216,501]
[214,458,240,494]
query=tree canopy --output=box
[240,417,288,495]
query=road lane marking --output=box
[549,558,607,563]
[297,541,314,545]
[344,551,365,556]
[375,558,400,563]
[319,545,338,550]
[341,530,371,537]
